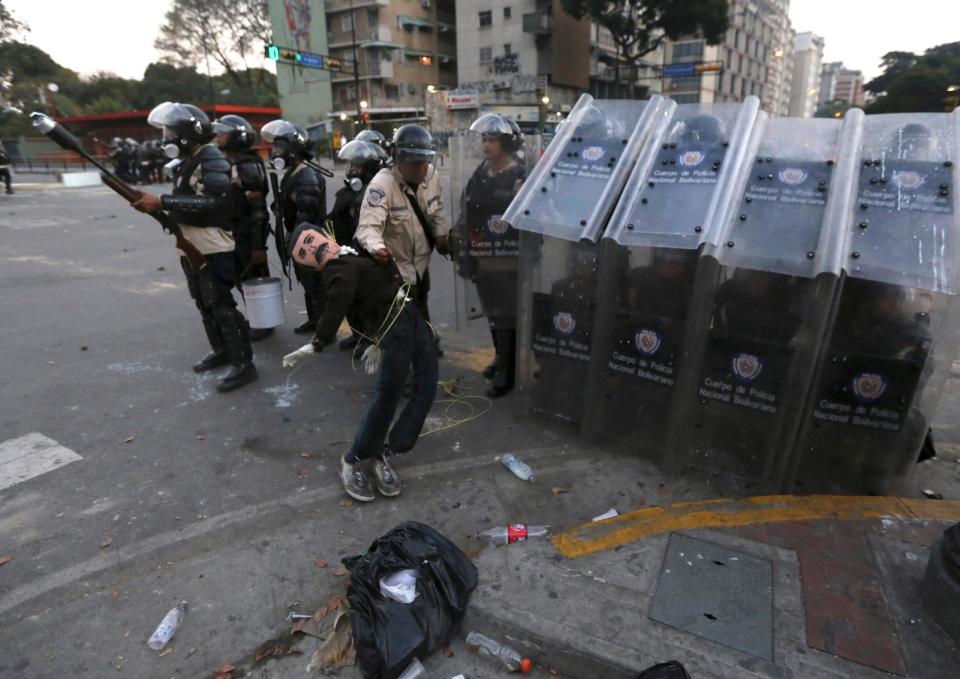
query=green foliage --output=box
[866,42,960,113]
[561,0,729,67]
[814,100,851,119]
[0,38,278,139]
[155,0,273,98]
[0,0,27,42]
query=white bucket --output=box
[244,277,285,329]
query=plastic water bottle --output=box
[396,657,425,679]
[479,524,549,545]
[147,601,187,650]
[466,631,533,673]
[499,454,534,481]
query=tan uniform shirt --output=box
[356,166,450,284]
[178,145,234,256]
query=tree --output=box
[866,42,960,113]
[561,0,729,96]
[0,0,27,43]
[864,51,916,95]
[155,0,272,101]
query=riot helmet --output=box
[678,115,725,145]
[354,129,387,149]
[109,136,124,150]
[574,105,618,140]
[338,139,384,188]
[261,119,312,170]
[889,123,932,161]
[470,112,522,153]
[212,114,257,152]
[392,124,436,164]
[147,102,214,158]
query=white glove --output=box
[282,342,316,368]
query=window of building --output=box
[480,46,492,62]
[479,10,492,27]
[672,41,704,59]
[670,76,701,90]
[741,79,747,98]
[673,93,701,104]
[734,29,741,50]
[730,74,738,95]
[503,43,512,55]
[341,13,353,32]
[384,84,400,100]
[504,7,511,19]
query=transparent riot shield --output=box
[786,110,960,494]
[510,94,665,423]
[450,133,541,332]
[581,99,762,455]
[666,112,863,486]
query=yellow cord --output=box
[419,376,493,437]
[349,281,414,371]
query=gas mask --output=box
[344,176,363,192]
[271,156,287,171]
[163,143,181,159]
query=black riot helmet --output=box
[679,114,725,145]
[391,124,436,164]
[574,104,617,140]
[889,123,932,161]
[147,102,214,158]
[212,114,257,152]
[470,112,522,153]
[354,129,387,149]
[338,139,385,186]
[261,119,312,169]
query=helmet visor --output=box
[469,113,515,135]
[147,102,186,130]
[338,139,385,162]
[395,147,436,163]
[260,119,301,144]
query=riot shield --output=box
[450,132,541,332]
[666,112,863,486]
[787,111,960,494]
[511,94,665,423]
[581,99,762,454]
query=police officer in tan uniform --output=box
[356,124,450,342]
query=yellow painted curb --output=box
[552,495,960,559]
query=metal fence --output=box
[7,156,110,174]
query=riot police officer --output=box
[356,124,450,342]
[328,138,386,349]
[261,119,328,334]
[213,114,273,341]
[131,102,258,393]
[456,113,527,397]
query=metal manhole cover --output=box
[649,533,774,660]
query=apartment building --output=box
[788,31,825,117]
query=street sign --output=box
[662,63,696,78]
[264,44,343,71]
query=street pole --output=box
[350,0,362,129]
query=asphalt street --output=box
[2,179,960,678]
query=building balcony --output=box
[326,0,389,13]
[523,12,553,34]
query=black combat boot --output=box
[194,310,228,372]
[339,331,362,350]
[193,351,229,373]
[248,327,274,342]
[487,329,516,398]
[483,325,498,380]
[216,308,258,392]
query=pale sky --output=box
[6,0,960,81]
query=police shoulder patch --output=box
[367,186,385,207]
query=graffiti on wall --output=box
[283,0,312,52]
[459,75,545,96]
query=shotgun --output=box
[30,112,207,271]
